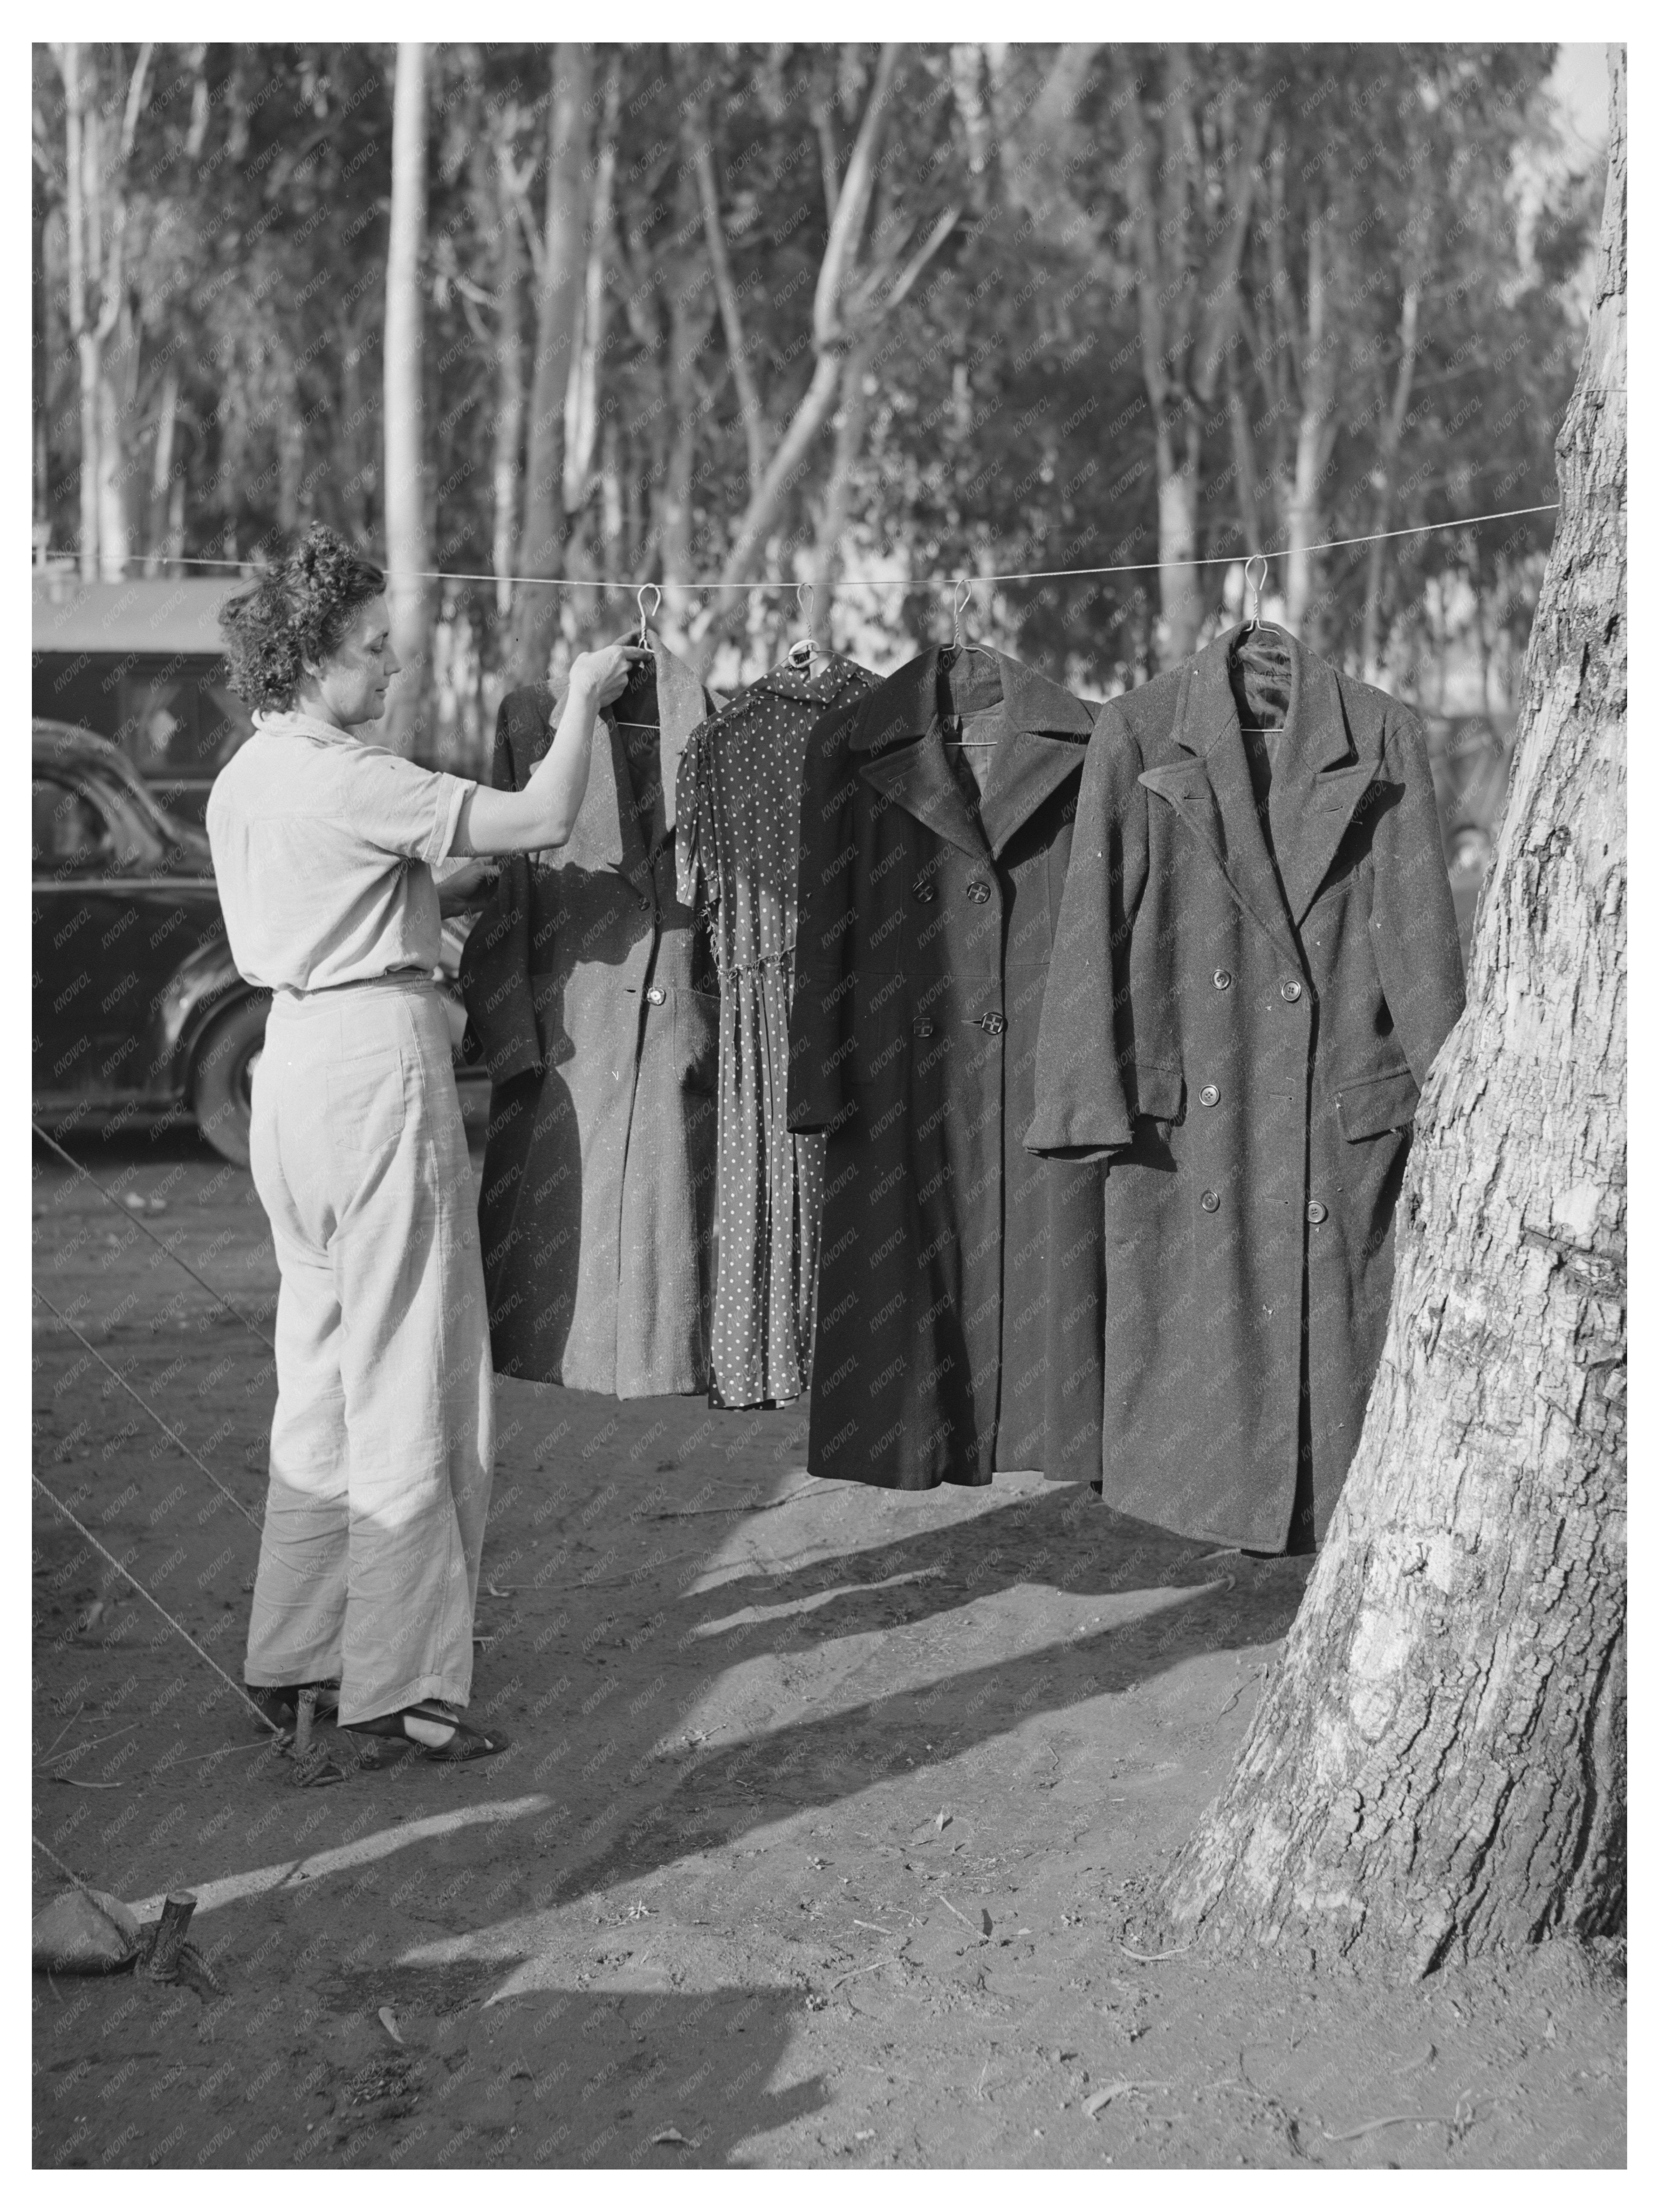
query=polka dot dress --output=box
[677,654,880,1409]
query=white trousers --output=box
[246,977,494,1726]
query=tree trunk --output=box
[1360,272,1423,682]
[59,44,100,580]
[490,138,527,620]
[711,44,902,597]
[382,41,432,760]
[507,43,593,690]
[1122,51,1263,668]
[1285,207,1332,642]
[563,58,618,523]
[688,94,766,498]
[1161,52,1626,1979]
[144,360,179,576]
[811,327,880,628]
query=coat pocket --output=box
[1133,1061,1185,1128]
[1337,1064,1421,1141]
[669,985,721,1096]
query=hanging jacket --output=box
[1025,627,1466,1551]
[676,652,881,1409]
[460,638,722,1397]
[788,643,1106,1489]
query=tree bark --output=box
[711,43,903,597]
[506,43,593,690]
[1161,51,1626,1978]
[143,360,179,576]
[688,95,766,499]
[1284,204,1336,644]
[489,133,528,620]
[1121,52,1264,666]
[382,41,432,760]
[1360,266,1424,682]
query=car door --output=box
[32,762,223,1107]
[32,769,136,1101]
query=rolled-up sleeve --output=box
[341,746,474,866]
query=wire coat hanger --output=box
[944,579,1001,747]
[614,582,663,729]
[787,581,818,671]
[1235,555,1291,650]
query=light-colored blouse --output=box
[205,708,474,992]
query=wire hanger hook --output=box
[636,582,662,646]
[952,577,973,649]
[1243,554,1268,633]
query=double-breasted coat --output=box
[1025,630,1466,1551]
[788,644,1107,1489]
[460,639,722,1397]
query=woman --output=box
[211,523,641,1764]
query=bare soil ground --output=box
[31,1124,1625,2171]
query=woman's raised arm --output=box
[453,639,647,856]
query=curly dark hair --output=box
[218,524,386,710]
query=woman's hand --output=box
[570,638,649,709]
[453,639,649,859]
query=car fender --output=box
[153,935,267,1092]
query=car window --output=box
[32,775,120,875]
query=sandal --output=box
[343,1700,509,1764]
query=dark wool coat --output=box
[788,644,1107,1489]
[459,640,722,1397]
[1025,630,1466,1551]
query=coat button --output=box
[912,877,936,902]
[980,1011,1005,1035]
[914,1018,934,1038]
[645,985,666,1005]
[1307,1199,1328,1224]
[637,894,652,913]
[1199,1084,1220,1107]
[1214,969,1232,990]
[966,879,992,903]
[1200,1189,1221,1212]
[1281,979,1303,1002]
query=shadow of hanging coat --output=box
[459,639,722,1397]
[788,645,1107,1489]
[1025,630,1466,1552]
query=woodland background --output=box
[32,42,1607,769]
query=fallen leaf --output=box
[1085,2079,1172,2117]
[980,1909,993,1939]
[377,2006,404,2045]
[1085,2081,1133,2116]
[935,1810,951,1832]
[652,2125,694,2147]
[854,2129,875,2141]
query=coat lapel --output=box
[1140,644,1301,964]
[851,646,1093,860]
[1266,646,1385,925]
[977,654,1095,858]
[851,648,986,858]
[858,729,989,858]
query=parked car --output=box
[32,720,479,1167]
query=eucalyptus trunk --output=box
[382,41,433,760]
[1162,52,1626,1978]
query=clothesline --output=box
[37,500,1559,596]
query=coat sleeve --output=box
[1023,703,1149,1160]
[458,692,544,1085]
[1368,707,1467,1087]
[787,699,864,1135]
[674,715,715,918]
